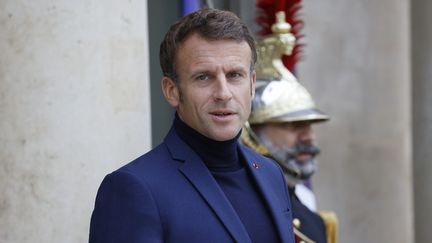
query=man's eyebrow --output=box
[190,69,211,77]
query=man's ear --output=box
[162,77,180,108]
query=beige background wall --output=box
[0,1,151,242]
[297,1,413,242]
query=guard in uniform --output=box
[241,11,337,243]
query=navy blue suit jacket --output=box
[89,127,295,243]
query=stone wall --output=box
[0,1,151,242]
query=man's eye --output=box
[228,72,242,79]
[197,74,209,81]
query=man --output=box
[89,8,295,243]
[242,80,330,243]
[241,11,335,243]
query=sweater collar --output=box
[173,113,242,171]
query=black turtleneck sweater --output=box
[174,114,279,243]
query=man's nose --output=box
[298,124,314,143]
[213,77,233,101]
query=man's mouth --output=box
[209,110,236,121]
[211,112,233,116]
[296,152,312,162]
[210,110,235,116]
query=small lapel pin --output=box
[252,162,260,169]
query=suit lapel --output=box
[240,145,293,243]
[164,128,251,243]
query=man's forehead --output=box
[176,35,252,71]
[178,33,251,55]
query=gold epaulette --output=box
[318,210,338,243]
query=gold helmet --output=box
[249,79,329,125]
[250,11,329,125]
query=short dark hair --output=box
[159,8,257,81]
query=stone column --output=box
[412,0,432,242]
[0,1,151,242]
[297,0,413,242]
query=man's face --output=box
[254,120,320,182]
[258,121,316,163]
[163,33,256,141]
